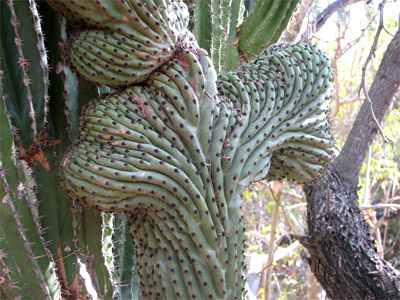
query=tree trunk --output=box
[302,27,400,299]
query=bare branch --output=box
[315,0,364,32]
[339,96,365,104]
[360,203,400,210]
[330,23,348,121]
[332,1,400,187]
[359,0,391,143]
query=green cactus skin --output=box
[1,1,65,298]
[47,0,189,87]
[190,0,300,71]
[222,0,242,72]
[38,5,117,297]
[2,1,127,298]
[190,0,242,73]
[108,213,140,299]
[53,0,333,298]
[1,81,61,299]
[239,0,300,59]
[1,0,48,149]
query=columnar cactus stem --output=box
[109,213,139,298]
[239,0,300,59]
[5,0,38,143]
[1,83,60,299]
[52,0,333,298]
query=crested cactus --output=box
[48,0,189,87]
[1,0,333,298]
[53,0,333,298]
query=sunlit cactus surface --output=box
[0,0,333,299]
[55,0,333,298]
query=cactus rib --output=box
[55,1,333,298]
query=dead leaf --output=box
[38,129,61,148]
[18,129,61,172]
[57,242,87,300]
[57,242,67,286]
[32,149,52,172]
[2,193,9,204]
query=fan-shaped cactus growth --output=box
[50,0,333,298]
[49,0,189,86]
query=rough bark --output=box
[281,0,314,43]
[333,26,400,187]
[302,167,400,299]
[302,27,400,299]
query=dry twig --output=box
[358,0,392,143]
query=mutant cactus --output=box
[1,0,333,298]
[49,0,334,299]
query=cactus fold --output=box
[47,0,189,87]
[56,1,333,298]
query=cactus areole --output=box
[51,0,333,298]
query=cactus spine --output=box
[1,1,124,298]
[1,0,332,298]
[53,0,333,298]
[239,0,300,59]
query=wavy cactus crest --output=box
[48,0,189,86]
[54,0,333,298]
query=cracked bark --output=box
[302,27,400,299]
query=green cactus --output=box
[1,0,136,298]
[238,0,300,60]
[1,0,332,298]
[54,0,333,298]
[47,0,189,87]
[1,77,59,300]
[189,0,300,72]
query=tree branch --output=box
[281,0,314,43]
[333,25,400,187]
[303,167,400,299]
[358,0,390,143]
[302,23,400,300]
[315,0,364,32]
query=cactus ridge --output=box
[48,0,189,86]
[62,42,333,299]
[58,1,333,298]
[3,0,51,149]
[1,88,60,299]
[239,0,300,59]
[108,213,139,298]
[217,43,334,185]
